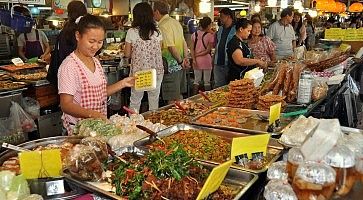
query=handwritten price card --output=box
[196,160,233,200]
[231,134,270,160]
[134,69,157,91]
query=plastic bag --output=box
[8,101,37,133]
[21,97,40,119]
[312,80,328,101]
[0,171,15,191]
[7,175,30,200]
[80,137,108,163]
[347,75,359,96]
[66,144,104,181]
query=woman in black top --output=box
[226,18,267,82]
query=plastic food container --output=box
[264,180,298,200]
[287,148,304,181]
[267,161,288,182]
[355,148,363,183]
[324,145,356,196]
[292,162,336,200]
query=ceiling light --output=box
[281,0,288,9]
[255,3,261,12]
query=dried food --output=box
[227,78,258,109]
[144,109,189,126]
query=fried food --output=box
[257,94,286,111]
[227,78,257,109]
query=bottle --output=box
[297,71,313,104]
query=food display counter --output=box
[0,47,362,200]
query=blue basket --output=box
[0,9,11,27]
[11,11,34,33]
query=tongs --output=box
[2,143,30,152]
[136,125,166,145]
[122,106,136,115]
[198,90,211,102]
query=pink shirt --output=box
[58,52,106,125]
[191,30,214,70]
[248,36,276,62]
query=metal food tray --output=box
[133,124,284,174]
[191,107,292,135]
[0,136,83,164]
[65,145,258,200]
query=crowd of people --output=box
[35,1,322,135]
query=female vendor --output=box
[226,18,267,82]
[58,14,134,135]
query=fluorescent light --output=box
[38,7,52,10]
[214,5,250,8]
[231,1,249,5]
[230,7,249,10]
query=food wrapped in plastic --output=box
[280,116,319,147]
[73,119,122,137]
[81,137,109,162]
[66,144,104,181]
[287,148,304,181]
[267,161,288,181]
[323,145,356,196]
[292,162,336,200]
[355,148,363,183]
[338,133,363,154]
[264,180,297,200]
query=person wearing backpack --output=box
[190,17,215,94]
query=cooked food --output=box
[111,145,241,200]
[0,81,27,90]
[0,63,39,72]
[227,78,258,109]
[257,94,287,111]
[11,71,47,81]
[144,108,189,126]
[73,118,123,137]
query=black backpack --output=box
[194,31,210,54]
[46,36,60,89]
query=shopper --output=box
[227,18,267,82]
[58,14,134,135]
[153,1,190,104]
[248,19,276,62]
[304,14,316,50]
[266,7,296,60]
[292,12,306,47]
[191,16,214,93]
[214,8,236,88]
[125,2,163,113]
[47,0,88,87]
[18,27,51,61]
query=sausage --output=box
[273,65,287,95]
[283,66,293,96]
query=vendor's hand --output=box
[88,110,107,119]
[257,60,268,69]
[120,77,135,88]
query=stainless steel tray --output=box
[134,124,284,174]
[191,107,293,135]
[65,157,258,200]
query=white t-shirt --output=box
[267,21,296,58]
[17,29,49,51]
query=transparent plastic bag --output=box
[21,97,40,119]
[312,80,328,101]
[8,102,37,133]
[66,144,104,181]
[0,171,15,191]
[80,137,108,163]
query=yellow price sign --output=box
[269,103,281,125]
[196,160,233,200]
[19,149,62,179]
[231,134,270,160]
[134,69,156,91]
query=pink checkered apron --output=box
[62,55,107,135]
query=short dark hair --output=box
[67,1,87,22]
[235,18,252,30]
[281,7,294,18]
[153,1,169,15]
[77,14,105,35]
[219,8,234,20]
[199,16,212,29]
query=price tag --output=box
[269,103,281,125]
[115,37,121,42]
[19,149,62,179]
[11,58,24,66]
[196,160,233,200]
[231,134,270,160]
[344,28,358,41]
[134,69,157,91]
[106,38,112,43]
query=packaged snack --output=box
[267,161,288,182]
[264,180,298,200]
[81,137,109,163]
[287,148,305,181]
[292,162,336,200]
[66,144,104,181]
[323,145,356,196]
